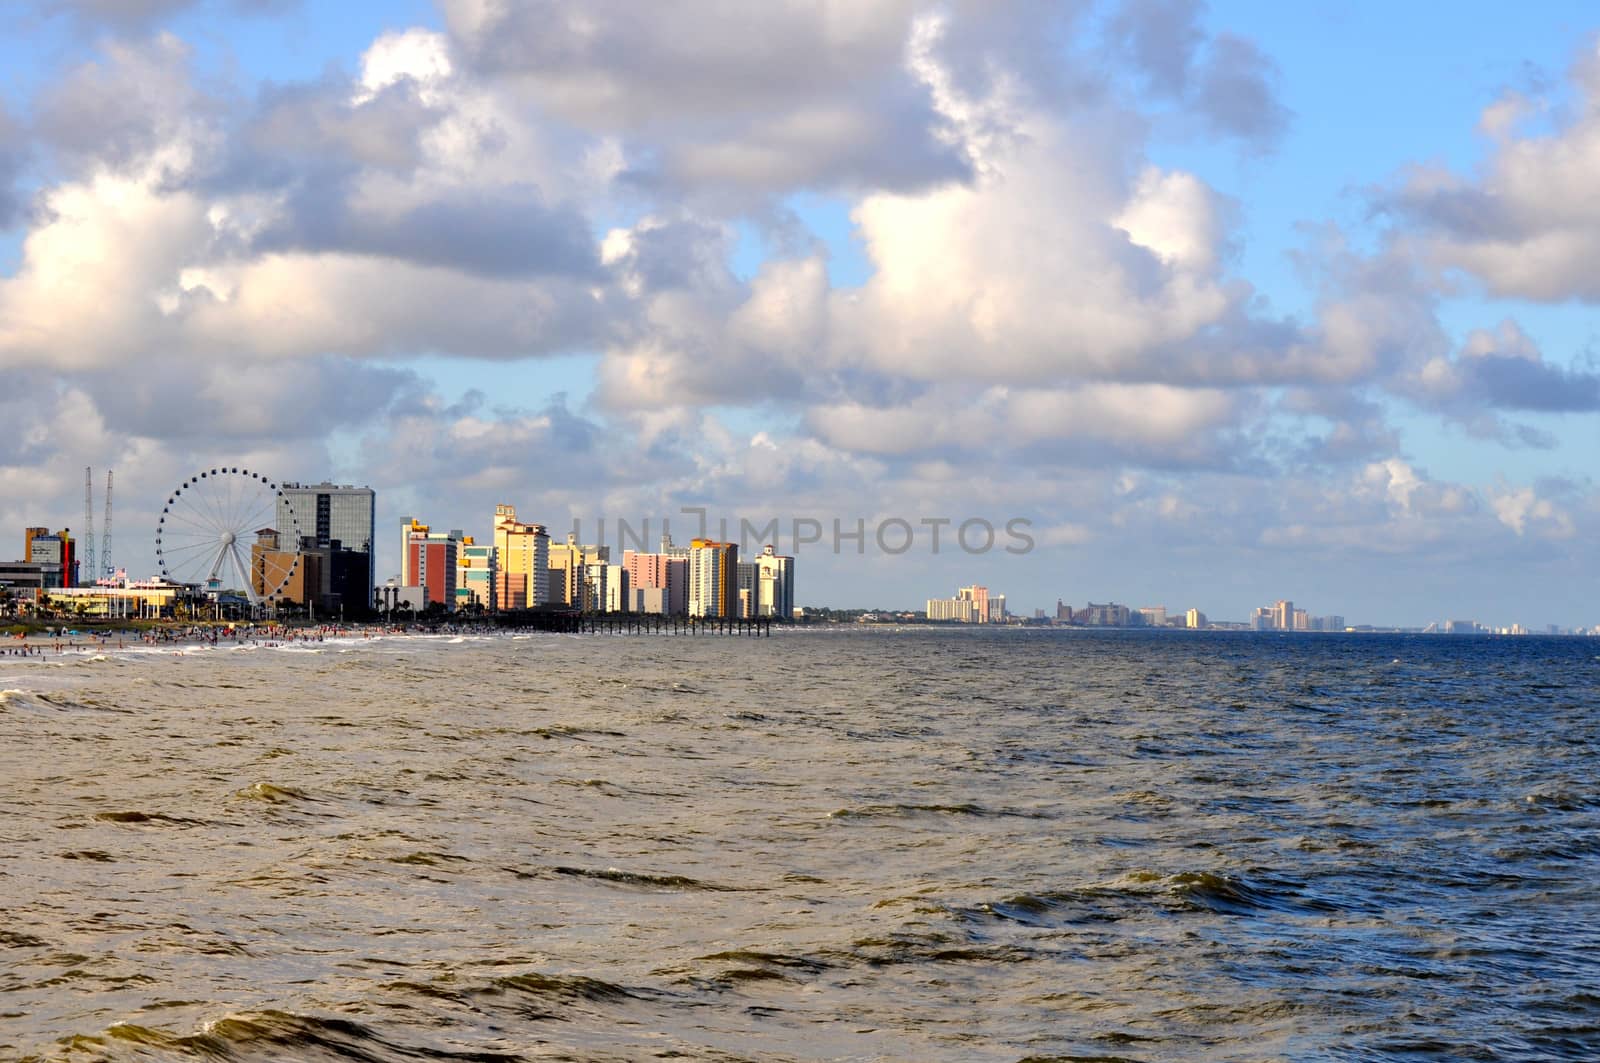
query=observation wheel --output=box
[155,467,302,606]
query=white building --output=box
[755,545,794,618]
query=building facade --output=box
[456,538,497,612]
[927,597,978,622]
[492,504,548,609]
[754,545,794,619]
[403,521,464,608]
[622,548,687,615]
[278,482,376,591]
[687,539,737,618]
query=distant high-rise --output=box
[755,545,794,618]
[403,521,464,608]
[456,537,497,612]
[493,504,549,609]
[688,539,737,618]
[278,482,375,590]
[623,547,687,615]
[25,528,76,588]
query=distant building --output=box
[688,539,738,618]
[630,586,669,614]
[623,540,688,615]
[493,505,547,609]
[1186,608,1207,629]
[736,561,759,618]
[456,538,497,612]
[0,561,48,598]
[251,529,323,611]
[1080,602,1131,626]
[1138,605,1168,627]
[402,520,464,608]
[958,585,992,623]
[579,560,627,613]
[25,529,76,589]
[548,534,611,610]
[927,586,1005,623]
[278,482,375,591]
[1274,599,1294,631]
[927,596,978,622]
[755,545,794,618]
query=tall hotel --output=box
[492,504,549,609]
[401,519,465,607]
[687,539,738,618]
[277,482,376,590]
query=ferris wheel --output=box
[155,468,303,606]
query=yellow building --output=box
[688,539,738,618]
[492,504,547,609]
[546,536,582,607]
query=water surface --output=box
[1,628,1596,1060]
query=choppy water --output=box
[1,628,1597,1061]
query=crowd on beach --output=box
[3,620,498,656]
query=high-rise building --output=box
[23,527,48,565]
[493,504,548,609]
[403,521,464,608]
[400,517,427,587]
[1186,608,1207,629]
[456,537,497,612]
[278,482,376,591]
[547,533,609,609]
[26,529,76,588]
[927,597,978,622]
[687,539,737,618]
[582,561,629,613]
[755,544,794,618]
[622,548,687,615]
[958,585,1003,623]
[736,561,759,619]
[251,529,327,611]
[1274,599,1294,631]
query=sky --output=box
[1,0,1597,628]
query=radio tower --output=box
[101,470,113,582]
[83,466,96,586]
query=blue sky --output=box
[1,1,1598,627]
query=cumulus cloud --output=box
[439,0,971,200]
[0,101,27,228]
[0,2,1592,613]
[1390,40,1600,302]
[1107,0,1289,148]
[32,0,296,32]
[1490,482,1576,538]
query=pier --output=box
[490,610,772,636]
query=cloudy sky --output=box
[1,0,1597,627]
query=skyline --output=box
[2,2,1598,626]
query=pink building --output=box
[623,550,687,615]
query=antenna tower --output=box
[101,470,113,582]
[83,466,97,585]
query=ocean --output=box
[1,627,1596,1061]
